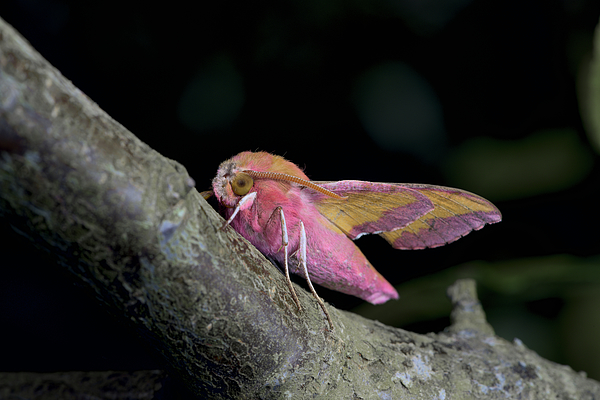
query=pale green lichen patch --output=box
[411,354,432,380]
[393,371,412,389]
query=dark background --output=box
[2,0,600,383]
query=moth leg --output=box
[297,220,334,331]
[221,192,257,230]
[274,207,302,312]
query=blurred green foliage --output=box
[581,15,600,153]
[444,128,594,200]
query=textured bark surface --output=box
[2,15,600,399]
[0,371,166,399]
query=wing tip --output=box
[391,211,502,250]
[365,290,400,305]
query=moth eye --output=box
[231,172,253,196]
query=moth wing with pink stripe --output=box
[310,181,501,249]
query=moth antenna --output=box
[244,170,347,200]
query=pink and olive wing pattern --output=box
[310,181,435,239]
[311,181,501,250]
[378,184,501,249]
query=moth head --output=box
[212,160,256,206]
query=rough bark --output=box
[1,15,599,399]
[0,371,166,399]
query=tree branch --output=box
[0,371,166,399]
[1,16,599,399]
